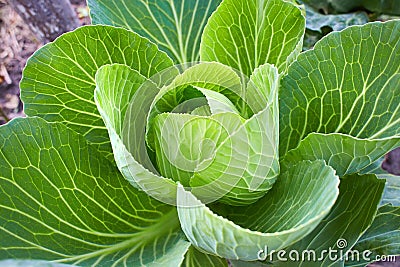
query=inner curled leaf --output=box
[96,62,280,206]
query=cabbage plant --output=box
[0,0,399,266]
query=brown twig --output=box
[0,64,12,84]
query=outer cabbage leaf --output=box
[281,20,400,152]
[88,0,221,63]
[200,0,305,75]
[345,204,400,267]
[273,174,385,266]
[0,118,190,266]
[20,25,174,160]
[177,160,339,261]
[283,133,400,176]
[280,20,400,173]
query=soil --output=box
[0,0,89,124]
